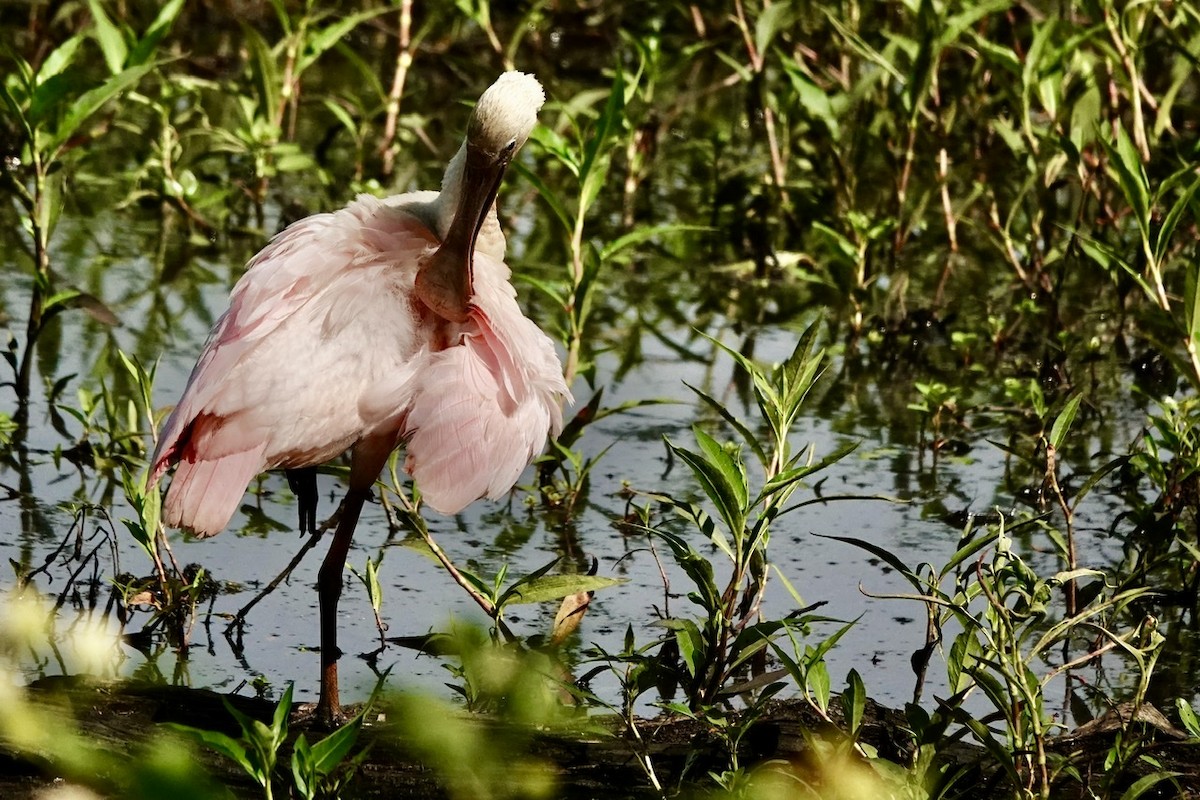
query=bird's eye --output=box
[504,139,517,152]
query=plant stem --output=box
[380,0,413,179]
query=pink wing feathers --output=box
[150,195,435,536]
[402,251,571,514]
[151,198,569,535]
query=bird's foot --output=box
[285,467,319,533]
[288,701,349,731]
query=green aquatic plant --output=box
[0,38,152,409]
[170,681,373,800]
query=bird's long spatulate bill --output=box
[415,144,510,323]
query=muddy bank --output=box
[3,677,1197,798]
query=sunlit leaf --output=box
[85,0,129,75]
[503,573,627,606]
[36,36,86,86]
[1048,392,1082,451]
[45,63,153,157]
[127,0,186,66]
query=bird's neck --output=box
[436,144,506,260]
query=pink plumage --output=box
[147,71,568,724]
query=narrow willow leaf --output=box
[513,159,573,235]
[843,668,866,735]
[1077,234,1156,303]
[298,11,388,75]
[37,35,86,85]
[85,0,128,74]
[815,532,926,591]
[271,683,293,743]
[808,617,858,664]
[503,574,627,606]
[127,0,186,67]
[1048,392,1083,451]
[651,526,721,613]
[666,435,745,539]
[579,66,624,186]
[1118,772,1183,800]
[1175,697,1200,739]
[1188,261,1200,346]
[1155,174,1200,268]
[600,224,711,262]
[1103,124,1150,237]
[692,426,749,513]
[758,440,858,504]
[241,24,280,123]
[1072,457,1127,507]
[166,724,255,775]
[309,716,363,775]
[754,2,793,56]
[47,63,153,157]
[322,97,358,135]
[685,381,768,468]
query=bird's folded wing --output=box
[150,195,433,481]
[402,255,569,513]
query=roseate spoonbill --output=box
[149,72,570,725]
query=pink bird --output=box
[149,72,570,725]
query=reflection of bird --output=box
[149,72,570,725]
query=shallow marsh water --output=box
[0,203,1164,719]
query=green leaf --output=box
[580,66,624,183]
[37,35,86,84]
[1072,456,1128,506]
[816,532,926,593]
[694,426,748,511]
[667,433,746,539]
[599,224,710,262]
[501,573,628,606]
[807,658,830,711]
[291,734,314,798]
[650,527,721,614]
[1048,392,1083,451]
[759,440,859,504]
[297,8,389,75]
[1102,123,1150,237]
[308,717,363,776]
[842,668,866,736]
[366,555,383,613]
[86,0,129,74]
[127,0,186,67]
[512,158,573,234]
[1118,772,1182,800]
[1077,233,1156,302]
[1175,697,1200,739]
[782,61,840,138]
[45,63,153,157]
[322,97,358,135]
[754,2,793,57]
[670,618,706,677]
[0,79,34,147]
[685,382,768,469]
[165,724,255,775]
[953,708,1024,787]
[242,24,281,124]
[1158,175,1200,270]
[271,682,293,744]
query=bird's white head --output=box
[467,71,545,157]
[418,72,545,324]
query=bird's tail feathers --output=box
[162,446,266,537]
